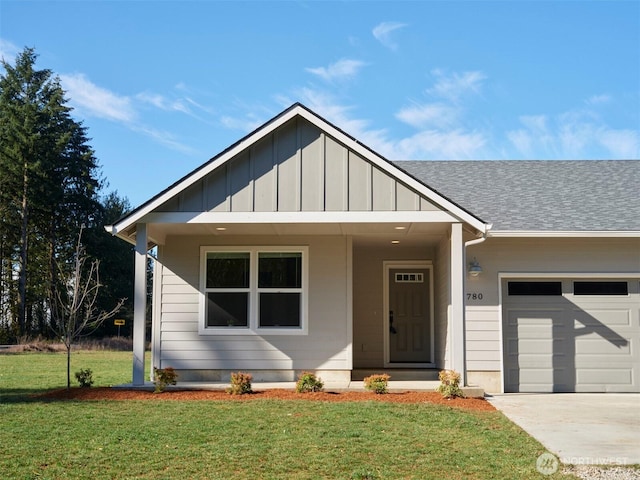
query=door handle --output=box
[389,310,397,334]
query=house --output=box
[108,103,640,393]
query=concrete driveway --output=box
[488,394,640,465]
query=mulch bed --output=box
[35,387,495,412]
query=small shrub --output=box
[227,372,253,395]
[437,369,465,399]
[153,367,178,393]
[74,368,94,388]
[296,371,324,393]
[363,374,390,394]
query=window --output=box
[205,252,250,328]
[508,281,562,296]
[574,281,628,296]
[258,252,302,328]
[395,272,424,283]
[200,247,307,334]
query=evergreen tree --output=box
[0,47,103,340]
[85,192,134,337]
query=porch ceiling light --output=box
[391,240,400,244]
[394,226,406,230]
[468,257,482,277]
[215,227,227,231]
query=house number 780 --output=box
[467,293,483,300]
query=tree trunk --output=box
[17,161,28,337]
[66,342,71,390]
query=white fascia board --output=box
[142,210,458,224]
[488,230,640,238]
[294,108,487,233]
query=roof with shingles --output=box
[395,160,640,232]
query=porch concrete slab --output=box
[117,380,444,392]
[488,394,640,465]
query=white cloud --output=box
[395,129,486,159]
[306,59,367,82]
[60,73,136,123]
[59,73,201,154]
[586,94,611,106]
[131,124,196,155]
[395,102,459,129]
[136,92,191,115]
[219,113,263,132]
[592,128,638,158]
[427,70,486,102]
[372,21,407,50]
[0,38,20,64]
[508,110,639,159]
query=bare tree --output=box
[50,225,125,389]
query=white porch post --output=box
[132,223,148,386]
[450,223,466,381]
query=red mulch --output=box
[35,387,495,412]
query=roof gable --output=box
[110,104,487,241]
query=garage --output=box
[502,278,640,393]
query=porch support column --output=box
[450,223,466,381]
[132,223,148,386]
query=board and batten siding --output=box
[155,235,351,374]
[464,237,640,374]
[157,117,440,214]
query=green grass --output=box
[0,351,577,479]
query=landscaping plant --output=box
[74,368,94,388]
[153,367,178,393]
[437,369,465,399]
[227,372,253,395]
[363,374,390,394]
[295,371,324,393]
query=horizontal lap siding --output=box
[465,307,501,370]
[158,235,350,371]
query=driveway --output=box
[488,394,640,465]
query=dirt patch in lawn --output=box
[36,388,495,412]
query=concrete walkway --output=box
[488,394,640,465]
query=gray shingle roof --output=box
[395,160,640,231]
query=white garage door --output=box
[503,278,640,393]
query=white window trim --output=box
[199,246,309,336]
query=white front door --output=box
[386,266,433,365]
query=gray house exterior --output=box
[109,103,640,393]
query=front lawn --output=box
[0,351,576,479]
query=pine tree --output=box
[0,47,103,339]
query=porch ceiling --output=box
[146,221,452,247]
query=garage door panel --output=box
[577,369,632,385]
[506,308,563,327]
[502,278,639,393]
[512,339,566,356]
[575,336,632,355]
[573,308,632,327]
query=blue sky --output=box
[1,1,639,207]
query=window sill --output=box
[198,326,308,336]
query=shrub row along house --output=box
[108,103,640,393]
